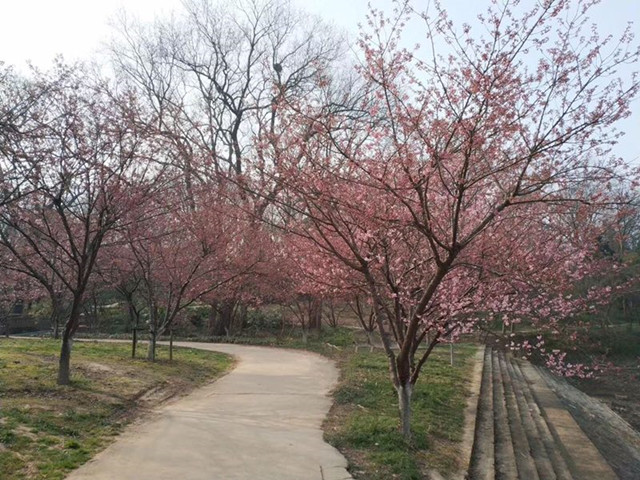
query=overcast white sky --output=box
[0,0,638,161]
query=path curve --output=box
[66,342,353,480]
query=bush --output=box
[244,309,283,334]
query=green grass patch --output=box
[0,338,232,480]
[325,344,477,479]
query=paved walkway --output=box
[67,342,352,480]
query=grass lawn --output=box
[323,343,477,480]
[0,338,233,480]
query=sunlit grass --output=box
[0,338,232,480]
[325,344,477,479]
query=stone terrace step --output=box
[533,365,640,480]
[509,359,571,480]
[491,349,518,479]
[519,361,617,480]
[468,348,495,480]
[468,348,618,480]
[498,352,538,480]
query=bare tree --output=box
[109,0,347,214]
[107,0,355,328]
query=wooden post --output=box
[132,328,137,359]
[169,330,174,362]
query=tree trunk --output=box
[147,330,157,361]
[125,296,138,332]
[236,303,248,334]
[147,301,159,361]
[354,297,377,343]
[212,301,234,336]
[57,333,73,385]
[228,302,245,336]
[365,329,376,346]
[325,300,340,328]
[308,298,323,331]
[57,294,84,385]
[208,302,218,336]
[397,382,413,441]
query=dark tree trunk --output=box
[147,330,157,361]
[57,295,83,385]
[211,301,234,336]
[207,302,218,336]
[58,333,73,385]
[147,303,158,361]
[227,303,247,335]
[353,296,377,342]
[308,298,323,331]
[325,300,342,328]
[125,296,138,332]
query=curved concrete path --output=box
[66,342,352,480]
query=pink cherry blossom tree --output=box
[0,63,154,384]
[115,182,263,360]
[273,0,639,439]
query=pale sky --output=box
[0,0,638,161]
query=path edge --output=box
[455,344,485,480]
